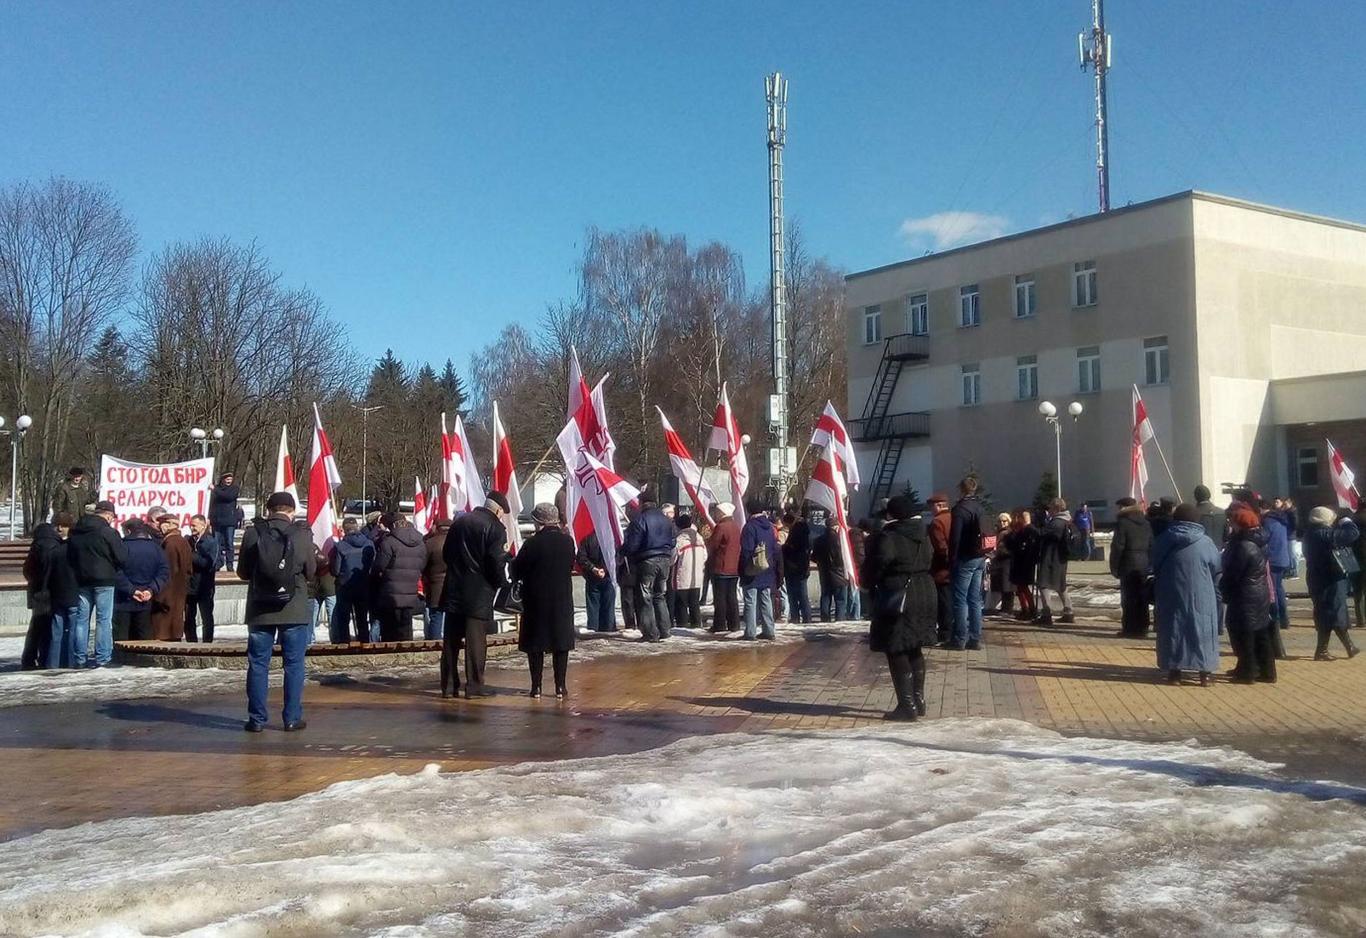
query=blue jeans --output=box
[743,586,775,638]
[844,588,862,620]
[784,572,812,623]
[311,595,336,642]
[820,583,848,621]
[77,586,115,667]
[49,606,80,668]
[424,606,445,641]
[584,576,617,631]
[1271,566,1290,628]
[952,557,986,646]
[246,624,310,727]
[217,524,237,571]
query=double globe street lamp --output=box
[0,414,34,540]
[1038,400,1083,499]
[190,426,225,459]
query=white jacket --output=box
[672,529,709,590]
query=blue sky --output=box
[4,1,1363,373]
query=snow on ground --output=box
[2,719,1365,937]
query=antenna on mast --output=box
[765,72,791,498]
[1079,0,1113,212]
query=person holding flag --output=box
[441,490,511,699]
[709,384,749,526]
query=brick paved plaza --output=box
[4,583,1364,844]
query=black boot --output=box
[1268,625,1288,661]
[910,654,927,717]
[1335,628,1360,659]
[885,656,918,721]
[1315,628,1334,661]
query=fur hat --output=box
[714,502,735,518]
[1310,506,1337,527]
[531,502,560,526]
[266,491,296,511]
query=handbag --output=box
[1332,547,1360,577]
[494,580,524,615]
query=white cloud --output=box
[898,210,1012,251]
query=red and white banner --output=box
[708,382,749,525]
[1130,385,1153,503]
[307,403,342,552]
[557,377,628,581]
[811,401,861,490]
[1327,439,1360,510]
[412,477,431,535]
[273,425,298,501]
[659,407,716,526]
[492,401,524,554]
[804,439,859,589]
[98,455,214,529]
[440,412,485,518]
[568,345,591,422]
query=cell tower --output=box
[765,71,790,494]
[1079,0,1113,212]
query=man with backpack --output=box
[738,499,783,640]
[1037,498,1078,625]
[238,491,316,732]
[947,476,988,650]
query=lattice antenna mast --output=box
[765,71,790,494]
[1079,0,1113,212]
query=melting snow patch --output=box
[2,720,1365,936]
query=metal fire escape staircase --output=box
[850,333,931,508]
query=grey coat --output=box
[238,515,317,628]
[1152,520,1222,672]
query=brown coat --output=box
[423,525,449,607]
[929,509,952,586]
[707,517,742,576]
[152,530,193,640]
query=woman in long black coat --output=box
[1004,511,1040,621]
[861,495,938,721]
[510,503,577,699]
[1220,504,1274,683]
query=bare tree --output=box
[0,178,137,529]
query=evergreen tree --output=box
[1033,471,1059,516]
[368,349,407,399]
[439,359,468,417]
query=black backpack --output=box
[250,518,297,605]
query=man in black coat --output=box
[1194,485,1227,550]
[442,491,511,698]
[1109,497,1154,637]
[373,516,425,641]
[185,514,221,643]
[947,476,989,650]
[781,511,814,624]
[208,472,242,571]
[622,493,675,641]
[67,500,127,668]
[577,531,617,632]
[22,517,79,669]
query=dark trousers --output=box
[935,581,952,642]
[673,587,702,628]
[379,604,414,642]
[185,592,215,643]
[115,609,152,642]
[619,583,638,631]
[215,524,237,571]
[459,616,489,691]
[712,575,740,631]
[584,576,617,631]
[527,650,569,692]
[1230,627,1277,681]
[784,572,813,623]
[440,617,462,695]
[634,555,672,641]
[21,613,52,670]
[334,590,369,644]
[1118,571,1150,636]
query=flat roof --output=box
[847,190,1366,282]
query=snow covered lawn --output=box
[1,719,1364,936]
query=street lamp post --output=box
[358,405,384,513]
[1038,401,1084,499]
[0,415,33,540]
[189,426,225,460]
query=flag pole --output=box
[312,401,343,530]
[1150,431,1180,497]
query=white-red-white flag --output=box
[273,424,298,502]
[568,345,592,422]
[811,401,862,490]
[1328,440,1360,510]
[805,439,860,589]
[492,401,524,554]
[441,412,486,517]
[557,380,629,580]
[708,382,750,526]
[658,407,717,526]
[307,403,342,552]
[412,477,431,535]
[1130,386,1152,502]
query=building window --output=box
[1144,335,1170,385]
[863,305,882,345]
[959,285,981,327]
[1014,274,1036,318]
[1077,345,1101,394]
[1016,355,1038,400]
[1297,447,1320,488]
[1073,260,1098,307]
[906,293,928,336]
[961,363,981,406]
